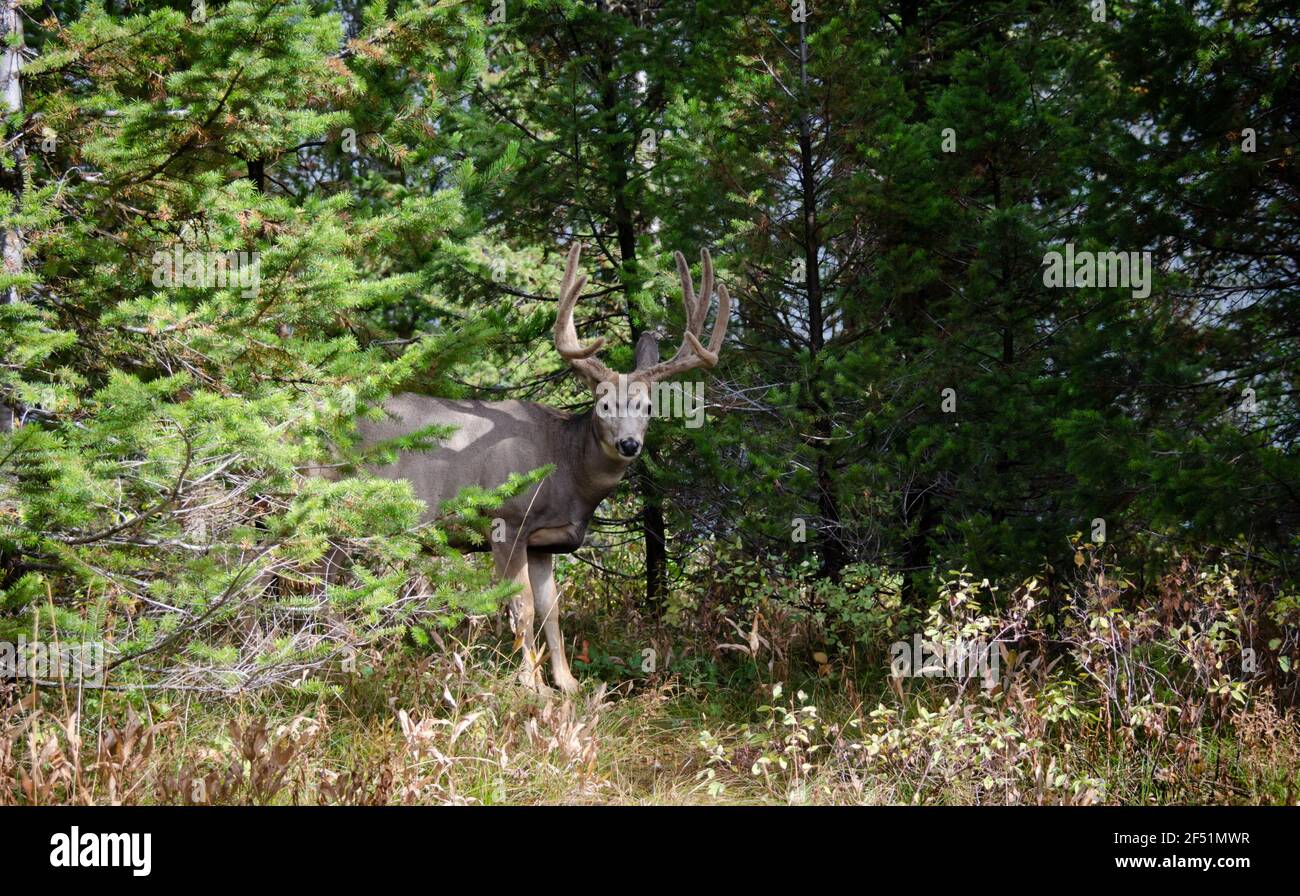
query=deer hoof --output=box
[553,670,580,695]
[517,664,550,694]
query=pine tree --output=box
[442,0,738,611]
[0,0,517,691]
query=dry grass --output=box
[3,661,1297,805]
[3,551,1299,805]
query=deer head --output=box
[554,244,731,461]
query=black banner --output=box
[1,806,1283,883]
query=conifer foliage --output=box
[1,0,516,691]
[1,1,1297,695]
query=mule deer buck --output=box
[356,245,730,693]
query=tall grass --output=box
[2,549,1297,805]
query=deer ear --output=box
[634,331,661,371]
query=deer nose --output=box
[617,438,641,458]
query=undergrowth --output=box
[2,545,1297,805]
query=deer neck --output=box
[565,409,635,508]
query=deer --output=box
[353,245,730,693]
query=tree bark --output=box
[595,26,668,613]
[247,158,266,193]
[795,18,845,580]
[0,0,26,434]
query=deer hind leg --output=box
[492,541,545,692]
[528,551,578,695]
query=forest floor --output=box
[6,610,1299,806]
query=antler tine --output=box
[693,249,713,335]
[633,247,731,382]
[673,251,699,334]
[673,249,713,337]
[683,280,730,366]
[561,241,582,294]
[554,243,606,361]
[553,243,615,384]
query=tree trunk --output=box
[795,18,845,580]
[247,158,265,193]
[611,174,667,612]
[597,32,668,613]
[0,0,26,434]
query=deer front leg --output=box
[492,541,545,692]
[528,551,578,695]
